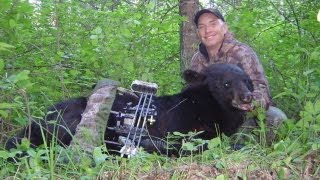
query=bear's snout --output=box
[240,92,253,103]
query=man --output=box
[191,8,287,144]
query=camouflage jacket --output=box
[190,32,272,109]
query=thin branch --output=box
[251,23,284,42]
[285,0,302,39]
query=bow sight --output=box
[108,80,158,157]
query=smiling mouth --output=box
[206,35,216,39]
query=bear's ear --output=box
[183,69,206,84]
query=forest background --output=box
[0,0,319,179]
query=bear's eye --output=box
[224,82,231,89]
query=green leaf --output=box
[8,70,30,83]
[0,42,15,51]
[92,26,102,34]
[181,142,196,151]
[310,50,319,61]
[304,101,314,114]
[215,162,225,170]
[7,70,33,89]
[0,59,4,72]
[207,137,221,150]
[215,175,225,180]
[191,138,207,145]
[284,156,292,166]
[0,103,16,109]
[17,138,31,151]
[0,150,9,159]
[303,69,315,76]
[123,60,134,72]
[93,146,108,166]
[311,143,320,150]
[9,19,16,28]
[122,28,131,38]
[314,100,320,113]
[173,131,188,137]
[69,69,80,76]
[273,140,286,151]
[0,110,8,118]
[0,42,15,49]
[90,35,98,40]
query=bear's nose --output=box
[240,92,252,103]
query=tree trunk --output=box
[179,0,200,72]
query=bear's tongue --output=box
[238,104,253,111]
[232,100,253,111]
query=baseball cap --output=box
[194,8,225,27]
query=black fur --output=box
[5,63,253,155]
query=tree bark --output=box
[179,0,200,72]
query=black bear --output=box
[5,63,253,155]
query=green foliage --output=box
[173,131,208,158]
[0,69,35,126]
[224,0,320,118]
[0,0,182,128]
[0,42,14,52]
[93,146,108,166]
[0,0,320,179]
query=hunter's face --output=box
[197,13,227,49]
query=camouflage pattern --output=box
[190,32,287,144]
[70,79,119,153]
[190,32,271,109]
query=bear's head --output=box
[183,63,254,111]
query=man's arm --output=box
[189,51,209,72]
[238,51,272,110]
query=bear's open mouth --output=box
[232,100,253,111]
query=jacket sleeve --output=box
[189,51,208,72]
[236,49,272,110]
